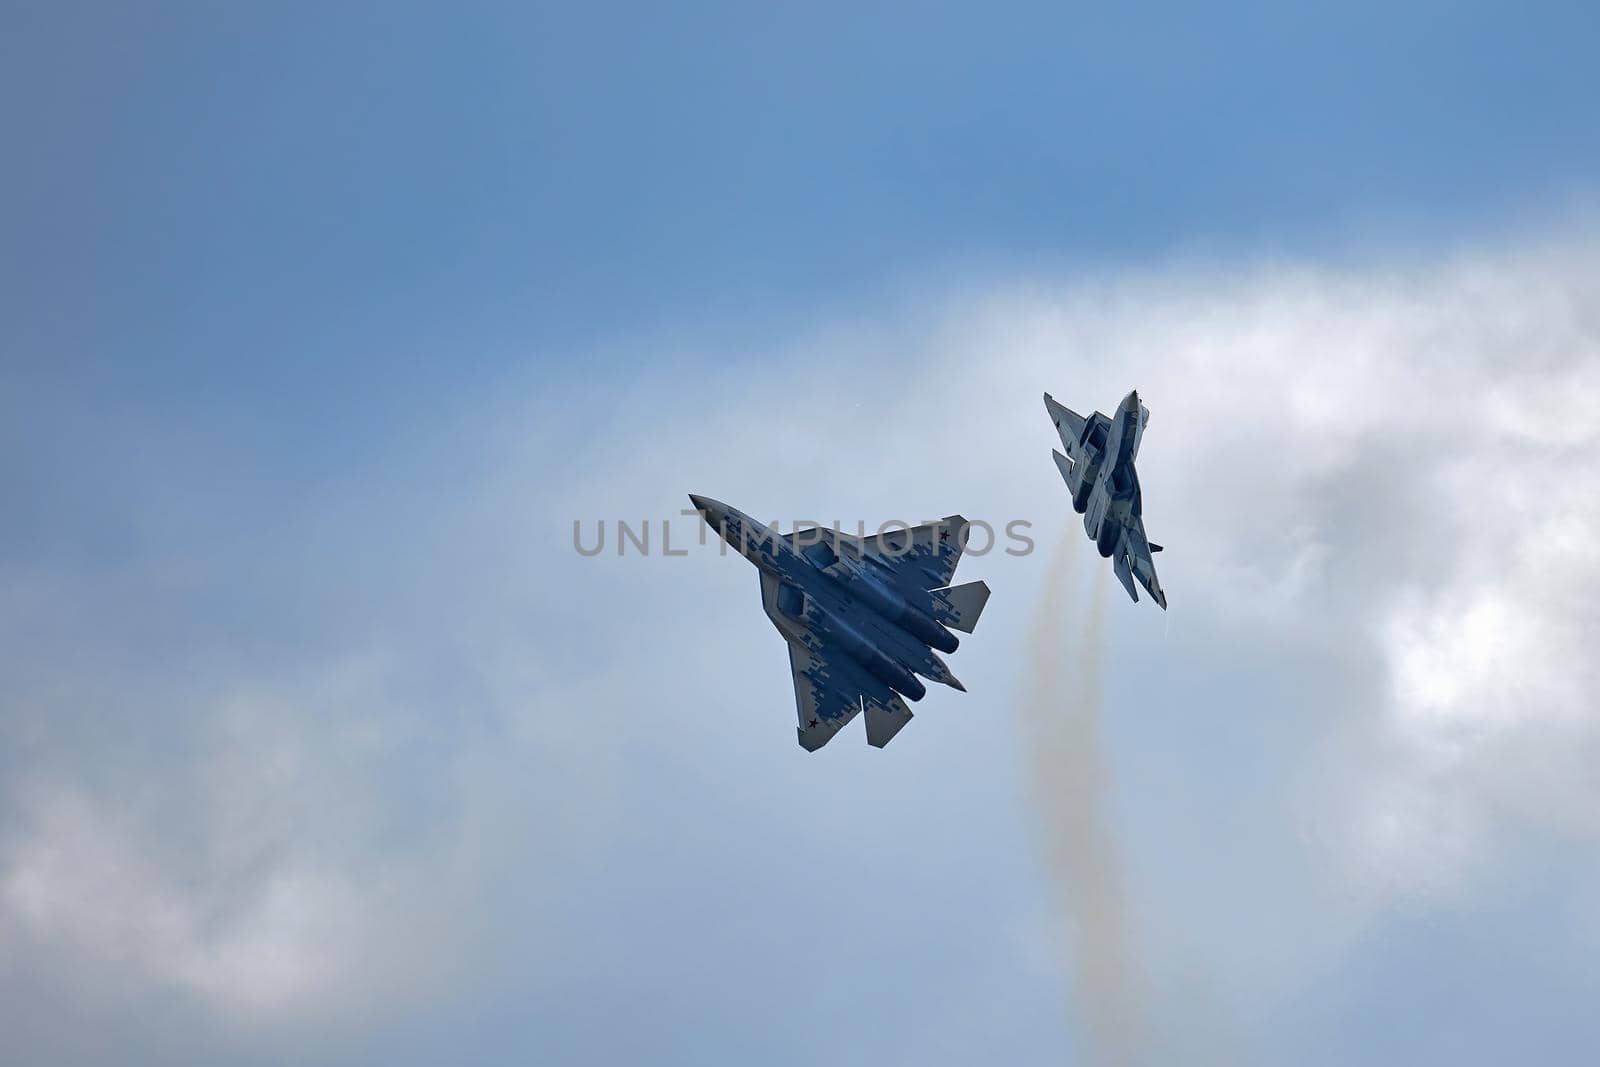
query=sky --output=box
[2,3,1599,1064]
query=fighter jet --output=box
[689,495,990,751]
[1043,389,1168,608]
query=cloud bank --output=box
[3,223,1597,1063]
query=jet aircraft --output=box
[1043,389,1168,608]
[689,495,990,750]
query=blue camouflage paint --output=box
[1043,389,1169,609]
[689,495,989,751]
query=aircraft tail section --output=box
[936,579,990,634]
[1052,449,1076,488]
[1112,545,1141,604]
[1114,522,1168,610]
[864,692,914,748]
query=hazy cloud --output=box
[3,223,1597,1062]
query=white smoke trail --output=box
[1022,531,1150,1065]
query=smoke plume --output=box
[1022,531,1150,1064]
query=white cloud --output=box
[1028,238,1600,900]
[0,662,511,1025]
[2,223,1597,1061]
[517,227,1600,1052]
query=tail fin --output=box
[1116,524,1168,610]
[937,580,990,634]
[864,692,914,748]
[1113,546,1140,604]
[1052,449,1075,488]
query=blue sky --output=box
[7,2,1598,398]
[3,4,1600,1065]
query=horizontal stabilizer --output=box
[1149,542,1163,552]
[937,579,990,634]
[1113,545,1140,604]
[864,693,914,748]
[1114,523,1168,610]
[1052,449,1075,488]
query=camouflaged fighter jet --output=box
[1043,389,1168,609]
[689,495,990,751]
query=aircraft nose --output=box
[688,494,723,524]
[1123,389,1141,410]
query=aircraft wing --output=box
[1044,393,1086,449]
[855,516,990,633]
[787,640,866,751]
[788,635,922,750]
[858,515,969,591]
